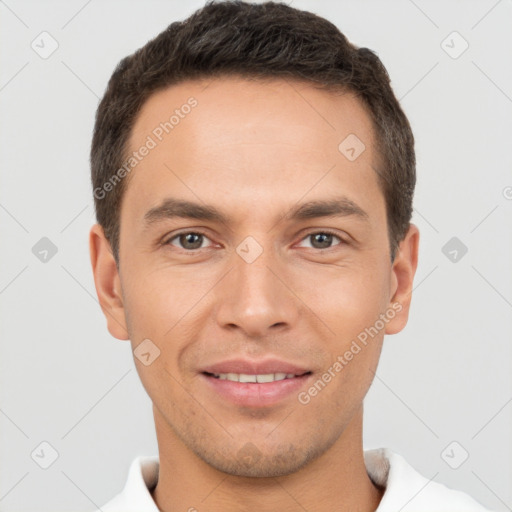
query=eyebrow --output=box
[143,196,369,227]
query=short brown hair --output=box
[91,0,415,263]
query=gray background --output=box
[1,0,511,511]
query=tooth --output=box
[256,373,275,383]
[239,373,257,383]
[216,372,296,383]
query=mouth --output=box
[200,363,313,407]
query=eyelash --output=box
[163,229,347,252]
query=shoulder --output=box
[365,448,495,512]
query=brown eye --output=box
[167,232,210,250]
[298,231,343,250]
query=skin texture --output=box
[90,77,419,512]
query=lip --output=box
[200,358,312,408]
[201,358,310,376]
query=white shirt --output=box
[94,448,494,511]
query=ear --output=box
[89,224,129,340]
[385,223,420,335]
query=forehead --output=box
[130,77,376,153]
[122,77,383,227]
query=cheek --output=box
[291,257,391,340]
[121,269,192,399]
[121,261,217,374]
[123,261,196,321]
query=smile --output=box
[207,372,302,383]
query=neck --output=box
[151,406,383,512]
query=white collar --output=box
[97,448,492,511]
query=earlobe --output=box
[89,224,129,340]
[385,224,420,335]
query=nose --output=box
[214,240,300,339]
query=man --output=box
[89,1,493,511]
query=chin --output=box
[193,437,326,478]
[210,451,312,478]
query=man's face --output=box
[95,78,415,477]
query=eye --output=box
[163,230,346,252]
[297,231,344,250]
[165,231,213,250]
